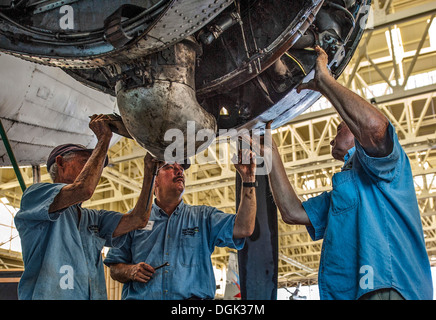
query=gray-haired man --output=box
[15,114,157,300]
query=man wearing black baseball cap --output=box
[15,114,158,300]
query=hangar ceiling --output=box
[1,0,436,293]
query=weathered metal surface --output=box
[0,53,119,167]
[0,0,232,68]
[196,0,324,98]
[116,38,216,161]
[198,0,372,130]
[0,0,371,166]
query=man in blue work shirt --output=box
[260,46,433,300]
[104,149,257,300]
[15,114,157,300]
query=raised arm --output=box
[49,114,113,212]
[297,46,392,157]
[233,149,257,238]
[238,123,311,226]
[112,153,159,237]
[269,143,311,225]
[262,122,311,225]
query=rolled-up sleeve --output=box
[207,208,245,251]
[97,209,127,248]
[15,183,66,223]
[303,191,331,241]
[354,122,401,183]
[104,232,133,266]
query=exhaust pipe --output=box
[115,37,217,162]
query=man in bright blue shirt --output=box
[104,150,257,300]
[261,46,433,300]
[15,114,157,300]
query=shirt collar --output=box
[342,146,356,171]
[173,199,185,215]
[153,199,185,216]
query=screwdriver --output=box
[154,262,170,270]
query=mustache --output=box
[173,176,185,183]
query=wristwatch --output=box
[242,181,258,188]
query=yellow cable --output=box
[284,52,307,76]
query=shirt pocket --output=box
[87,226,107,254]
[330,170,359,215]
[88,233,106,268]
[179,232,202,267]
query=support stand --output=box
[236,170,278,300]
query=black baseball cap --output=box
[46,143,109,171]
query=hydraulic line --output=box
[0,119,26,192]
